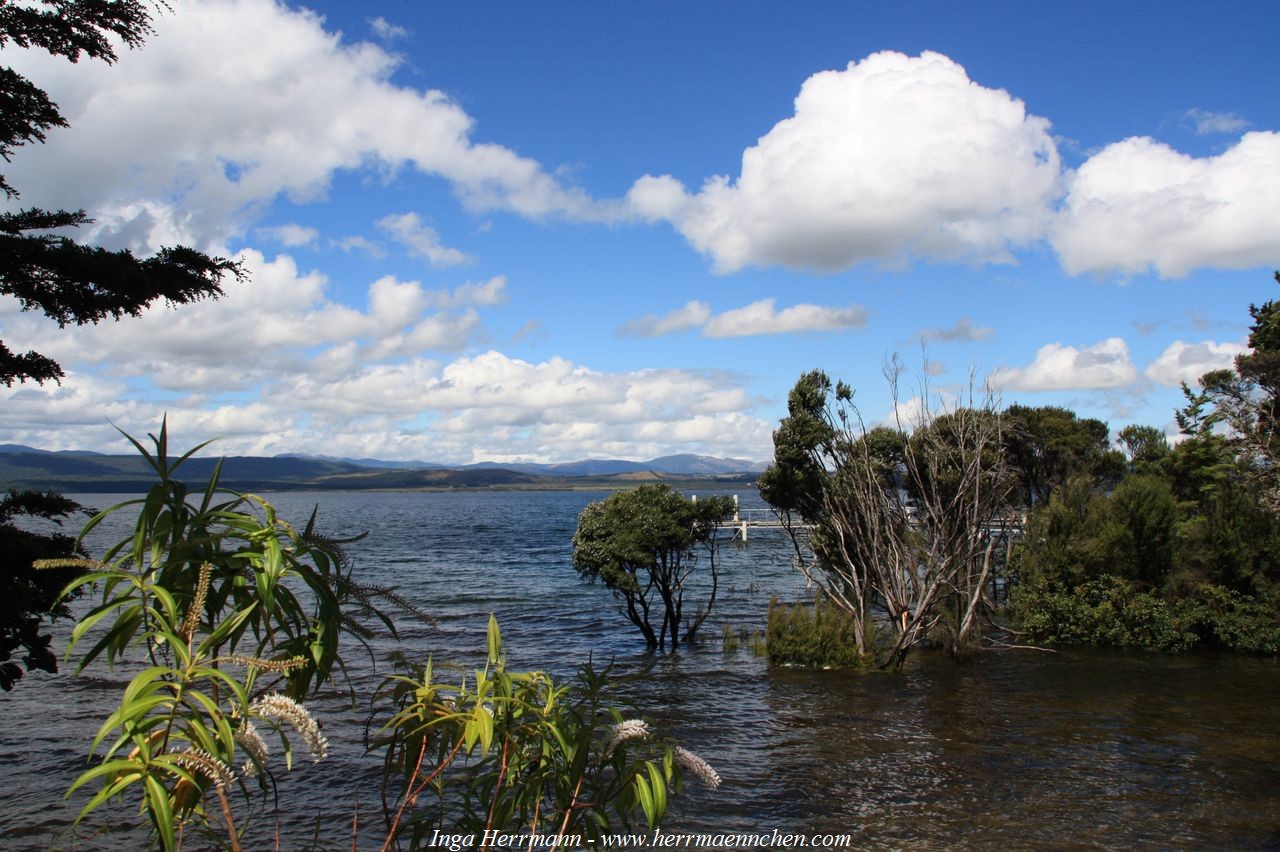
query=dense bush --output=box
[1012,576,1280,654]
[764,594,872,669]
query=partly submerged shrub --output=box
[765,594,872,669]
[1011,575,1280,653]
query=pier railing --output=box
[702,495,1024,543]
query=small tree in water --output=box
[573,485,735,650]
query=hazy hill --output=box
[0,446,764,491]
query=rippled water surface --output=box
[2,489,1278,849]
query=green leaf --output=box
[646,761,667,827]
[487,613,502,664]
[144,773,176,851]
[72,765,145,825]
[632,772,655,826]
[66,591,137,656]
[201,603,258,650]
[66,758,145,797]
[476,704,494,755]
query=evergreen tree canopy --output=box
[0,0,244,385]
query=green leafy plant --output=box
[373,616,719,850]
[40,422,713,848]
[41,422,419,849]
[1011,575,1280,654]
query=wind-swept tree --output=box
[1178,272,1280,518]
[760,364,1014,669]
[0,0,244,385]
[572,485,734,650]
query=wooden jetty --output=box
[694,494,795,542]
[698,495,1023,543]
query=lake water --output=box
[2,489,1279,849]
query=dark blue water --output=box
[2,489,1279,849]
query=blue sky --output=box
[2,0,1277,463]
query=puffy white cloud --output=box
[424,276,508,309]
[618,298,866,338]
[625,175,689,223]
[1053,132,1280,277]
[1,0,602,252]
[0,347,774,463]
[377,212,471,267]
[627,51,1060,273]
[915,317,994,343]
[1144,340,1246,386]
[990,338,1138,391]
[0,250,490,393]
[702,299,867,338]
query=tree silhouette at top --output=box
[0,0,245,385]
[0,1,247,689]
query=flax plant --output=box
[42,421,420,849]
[373,616,712,850]
[43,422,713,848]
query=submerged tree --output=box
[572,485,734,650]
[760,363,1014,670]
[0,0,244,385]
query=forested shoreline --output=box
[759,273,1280,666]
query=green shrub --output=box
[721,623,767,657]
[1173,584,1280,654]
[764,594,871,669]
[1011,575,1280,654]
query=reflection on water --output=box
[2,490,1278,849]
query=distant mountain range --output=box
[275,451,766,477]
[0,444,766,492]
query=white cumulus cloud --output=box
[0,250,491,393]
[1144,340,1246,386]
[0,0,602,253]
[990,338,1138,391]
[627,51,1061,273]
[1053,132,1280,277]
